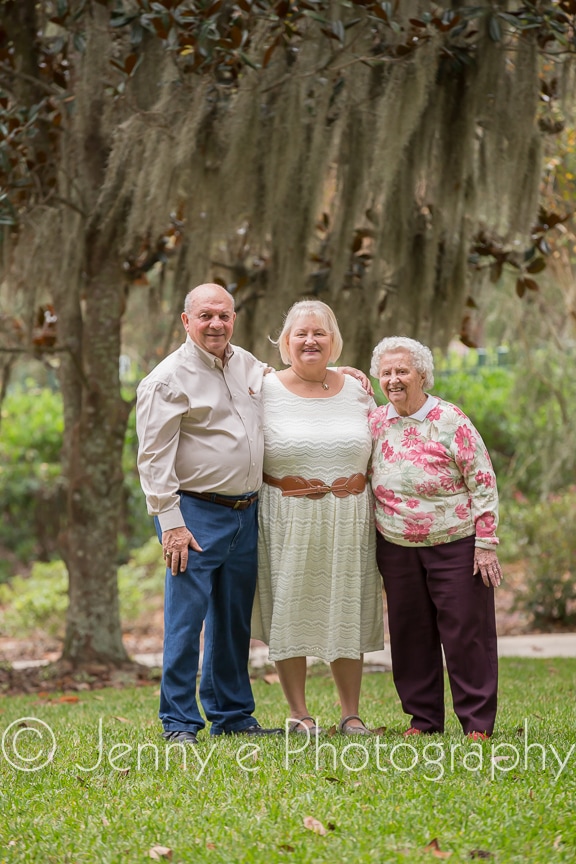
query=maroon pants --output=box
[376,533,498,735]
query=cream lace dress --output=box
[252,373,384,662]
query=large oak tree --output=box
[0,0,574,665]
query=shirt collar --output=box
[185,336,235,368]
[387,394,438,421]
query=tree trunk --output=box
[59,255,131,665]
[50,3,133,666]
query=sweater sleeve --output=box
[450,413,500,549]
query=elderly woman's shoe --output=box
[467,731,489,741]
[339,714,373,736]
[288,716,324,736]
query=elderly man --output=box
[136,283,282,743]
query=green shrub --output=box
[0,384,151,578]
[509,345,576,498]
[0,538,164,638]
[509,489,576,630]
[0,385,64,578]
[0,561,68,636]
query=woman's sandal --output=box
[338,714,373,736]
[288,716,324,735]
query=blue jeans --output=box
[155,493,259,735]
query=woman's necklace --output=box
[291,368,329,390]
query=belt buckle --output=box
[306,479,330,500]
[233,496,254,510]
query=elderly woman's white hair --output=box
[370,336,435,390]
[273,300,343,365]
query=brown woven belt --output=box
[263,472,367,499]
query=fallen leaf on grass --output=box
[327,725,338,737]
[469,850,493,859]
[491,755,511,765]
[553,835,563,849]
[263,673,281,685]
[424,838,452,858]
[371,725,386,735]
[101,816,110,827]
[113,716,131,723]
[149,845,172,860]
[206,842,217,850]
[278,844,295,852]
[34,694,80,705]
[303,816,327,836]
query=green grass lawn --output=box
[1,658,576,863]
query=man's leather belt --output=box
[263,472,366,499]
[179,490,258,510]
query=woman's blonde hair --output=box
[273,300,343,365]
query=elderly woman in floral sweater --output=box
[369,337,502,739]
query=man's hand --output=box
[474,548,502,588]
[338,366,374,396]
[162,526,202,575]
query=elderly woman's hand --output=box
[474,548,502,588]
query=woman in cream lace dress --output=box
[252,300,383,735]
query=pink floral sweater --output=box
[369,396,499,549]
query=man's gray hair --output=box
[370,336,435,389]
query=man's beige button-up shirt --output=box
[136,337,266,531]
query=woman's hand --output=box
[338,366,374,396]
[474,548,502,588]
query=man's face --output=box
[182,289,236,359]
